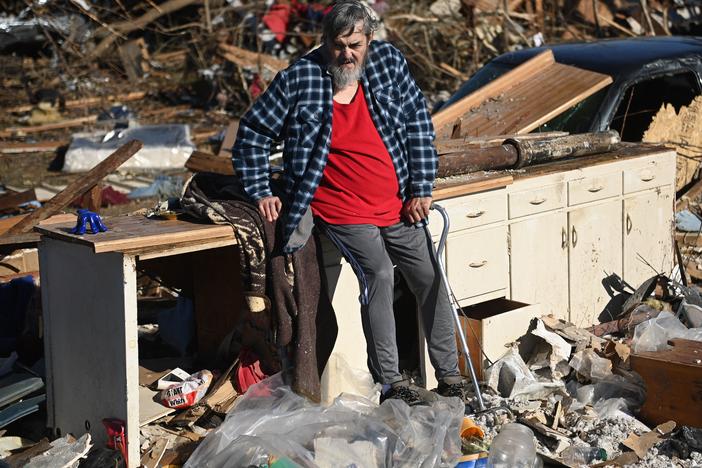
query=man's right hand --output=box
[258,196,282,223]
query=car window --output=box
[610,71,701,141]
[535,87,609,134]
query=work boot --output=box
[380,381,425,406]
[435,377,467,400]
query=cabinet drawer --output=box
[508,183,565,218]
[435,191,506,231]
[446,226,507,301]
[623,159,674,194]
[568,172,621,206]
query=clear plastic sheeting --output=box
[573,374,646,416]
[569,349,613,381]
[63,125,195,172]
[184,373,464,468]
[485,347,564,400]
[632,311,702,353]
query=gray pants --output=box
[324,222,460,385]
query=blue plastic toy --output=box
[70,209,108,235]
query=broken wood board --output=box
[0,141,68,154]
[186,150,235,175]
[434,173,513,200]
[644,96,702,191]
[630,339,702,428]
[217,120,240,158]
[218,42,289,73]
[623,421,676,459]
[7,92,146,114]
[0,190,36,211]
[35,215,235,254]
[139,386,174,426]
[5,140,142,236]
[0,115,98,138]
[431,50,612,139]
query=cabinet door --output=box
[568,200,623,327]
[509,212,569,320]
[624,188,674,287]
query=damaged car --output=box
[438,36,702,142]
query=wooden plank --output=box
[458,63,612,138]
[7,92,146,113]
[432,50,555,136]
[218,42,289,73]
[433,51,612,139]
[185,150,235,175]
[125,237,237,260]
[434,174,513,200]
[0,141,69,154]
[36,215,235,254]
[6,141,143,236]
[217,120,240,158]
[0,213,76,236]
[0,190,36,211]
[0,115,98,137]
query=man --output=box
[233,0,464,405]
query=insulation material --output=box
[643,95,702,191]
[63,124,195,172]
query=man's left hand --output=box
[402,197,432,224]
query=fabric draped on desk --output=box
[180,172,323,401]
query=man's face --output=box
[325,21,371,88]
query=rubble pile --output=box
[459,274,702,467]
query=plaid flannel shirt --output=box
[232,40,438,252]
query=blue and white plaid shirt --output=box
[233,40,438,252]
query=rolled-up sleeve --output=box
[232,70,291,201]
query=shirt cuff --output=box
[410,182,433,198]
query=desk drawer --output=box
[568,172,621,206]
[446,226,507,301]
[624,159,673,194]
[508,183,565,218]
[436,191,506,231]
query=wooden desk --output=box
[37,216,236,467]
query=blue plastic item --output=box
[70,209,108,235]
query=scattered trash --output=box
[159,370,213,409]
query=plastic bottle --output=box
[487,423,537,468]
[560,446,607,465]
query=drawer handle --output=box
[640,173,655,182]
[562,227,568,249]
[571,226,578,248]
[626,214,632,234]
[466,210,485,218]
[587,186,604,193]
[529,197,547,205]
[468,260,488,268]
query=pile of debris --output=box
[461,273,702,467]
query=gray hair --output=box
[322,1,379,43]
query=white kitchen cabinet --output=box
[623,188,674,287]
[509,211,569,320]
[568,199,623,327]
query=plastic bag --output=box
[575,374,645,414]
[320,353,381,405]
[485,347,563,400]
[569,349,612,382]
[184,373,463,468]
[159,370,213,409]
[632,312,688,353]
[63,124,195,172]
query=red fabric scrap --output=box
[235,348,268,394]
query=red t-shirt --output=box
[311,86,402,226]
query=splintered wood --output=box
[432,50,612,139]
[643,95,702,191]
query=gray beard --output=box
[330,63,363,89]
